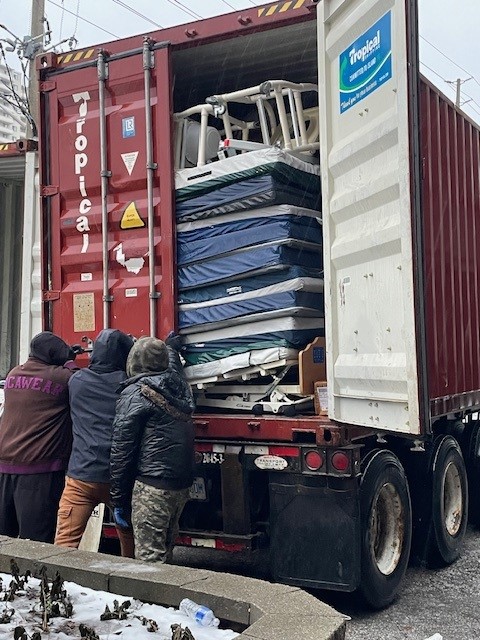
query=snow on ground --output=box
[0,573,239,640]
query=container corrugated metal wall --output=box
[420,77,480,414]
[0,170,24,377]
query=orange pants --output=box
[54,476,134,558]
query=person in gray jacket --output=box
[110,335,195,563]
[55,329,135,557]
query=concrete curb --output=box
[0,537,346,640]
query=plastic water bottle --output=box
[424,635,443,640]
[179,598,220,627]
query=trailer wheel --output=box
[359,450,412,609]
[428,435,468,566]
[464,421,480,526]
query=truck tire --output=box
[464,421,480,526]
[428,435,468,566]
[359,450,412,609]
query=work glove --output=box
[113,506,132,530]
[165,331,184,352]
[70,344,85,356]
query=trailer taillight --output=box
[331,451,350,472]
[304,450,324,471]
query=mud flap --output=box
[269,477,360,590]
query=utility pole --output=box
[455,78,461,108]
[27,0,45,138]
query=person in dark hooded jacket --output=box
[0,331,76,542]
[55,329,135,557]
[110,336,195,563]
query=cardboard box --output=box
[314,381,328,416]
[299,336,327,395]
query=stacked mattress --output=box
[175,147,324,383]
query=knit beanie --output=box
[126,337,169,377]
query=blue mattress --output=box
[178,240,323,290]
[178,265,323,304]
[179,278,324,331]
[177,215,322,265]
[175,174,321,222]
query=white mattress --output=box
[175,146,320,190]
[176,205,321,233]
[185,347,298,383]
[182,315,324,345]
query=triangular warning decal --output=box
[121,151,139,176]
[120,202,145,230]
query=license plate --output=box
[189,476,207,501]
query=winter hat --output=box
[29,331,74,366]
[126,337,169,377]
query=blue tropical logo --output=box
[339,12,392,113]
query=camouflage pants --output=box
[132,480,190,563]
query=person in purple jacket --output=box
[0,332,76,542]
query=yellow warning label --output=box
[57,48,95,66]
[258,0,305,16]
[120,202,145,230]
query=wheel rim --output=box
[443,461,463,536]
[369,481,404,576]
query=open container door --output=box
[318,0,426,435]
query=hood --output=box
[29,331,74,366]
[89,329,134,374]
[126,337,169,377]
[142,371,195,416]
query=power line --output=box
[420,34,480,91]
[58,0,65,40]
[46,0,119,38]
[461,90,480,116]
[111,0,164,28]
[420,61,448,85]
[72,0,81,37]
[218,0,239,10]
[420,62,480,121]
[164,0,202,21]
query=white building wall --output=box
[0,64,27,143]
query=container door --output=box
[42,42,175,347]
[318,0,424,434]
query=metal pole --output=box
[143,38,158,336]
[456,78,461,108]
[97,51,112,329]
[27,0,45,138]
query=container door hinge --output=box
[42,290,60,301]
[41,185,59,196]
[40,81,56,93]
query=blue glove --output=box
[113,506,131,530]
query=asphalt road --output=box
[172,526,480,640]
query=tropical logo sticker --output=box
[339,11,392,114]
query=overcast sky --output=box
[1,0,480,124]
